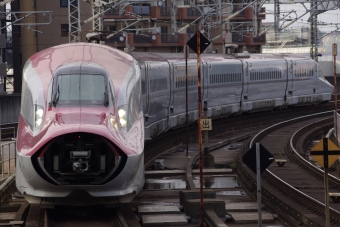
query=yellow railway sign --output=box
[310,138,340,168]
[201,119,212,131]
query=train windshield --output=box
[55,74,106,106]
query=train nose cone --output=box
[55,108,107,125]
[55,112,80,125]
[80,112,107,125]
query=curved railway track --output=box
[238,111,340,227]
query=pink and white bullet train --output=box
[16,43,333,206]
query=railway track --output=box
[0,102,339,226]
[237,111,340,227]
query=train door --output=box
[167,60,175,129]
[240,60,252,111]
[288,60,294,93]
[145,61,171,137]
[140,62,149,121]
[201,60,209,103]
[172,60,200,125]
[243,61,249,100]
[313,63,317,92]
[277,56,293,103]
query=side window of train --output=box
[47,80,52,105]
[21,79,34,129]
[127,79,141,130]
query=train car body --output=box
[16,43,333,206]
[133,51,333,139]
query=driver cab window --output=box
[54,74,106,106]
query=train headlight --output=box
[110,117,118,130]
[34,105,44,128]
[117,106,127,128]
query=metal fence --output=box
[161,34,179,43]
[0,140,16,179]
[133,33,153,43]
[133,6,150,15]
[253,34,266,42]
[187,7,201,16]
[106,35,125,44]
[232,33,246,42]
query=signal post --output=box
[311,138,340,227]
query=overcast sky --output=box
[263,3,340,32]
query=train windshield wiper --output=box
[104,91,109,107]
[52,85,60,106]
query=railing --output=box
[187,7,201,16]
[161,33,179,43]
[133,33,153,43]
[105,35,125,44]
[104,8,120,15]
[0,140,16,179]
[160,6,171,16]
[133,6,150,15]
[253,34,266,42]
[232,33,246,42]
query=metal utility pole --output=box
[274,0,280,40]
[69,0,82,42]
[252,1,258,37]
[333,43,338,146]
[256,143,262,227]
[92,1,104,31]
[185,45,189,158]
[310,0,318,61]
[196,30,205,227]
[171,0,177,34]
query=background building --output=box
[9,0,266,94]
[0,4,7,94]
[10,0,92,93]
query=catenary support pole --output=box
[256,143,262,227]
[197,30,206,227]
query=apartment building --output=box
[11,0,92,93]
[102,0,266,53]
[0,5,7,93]
[10,0,265,93]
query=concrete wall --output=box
[0,94,20,124]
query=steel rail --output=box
[247,110,340,225]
